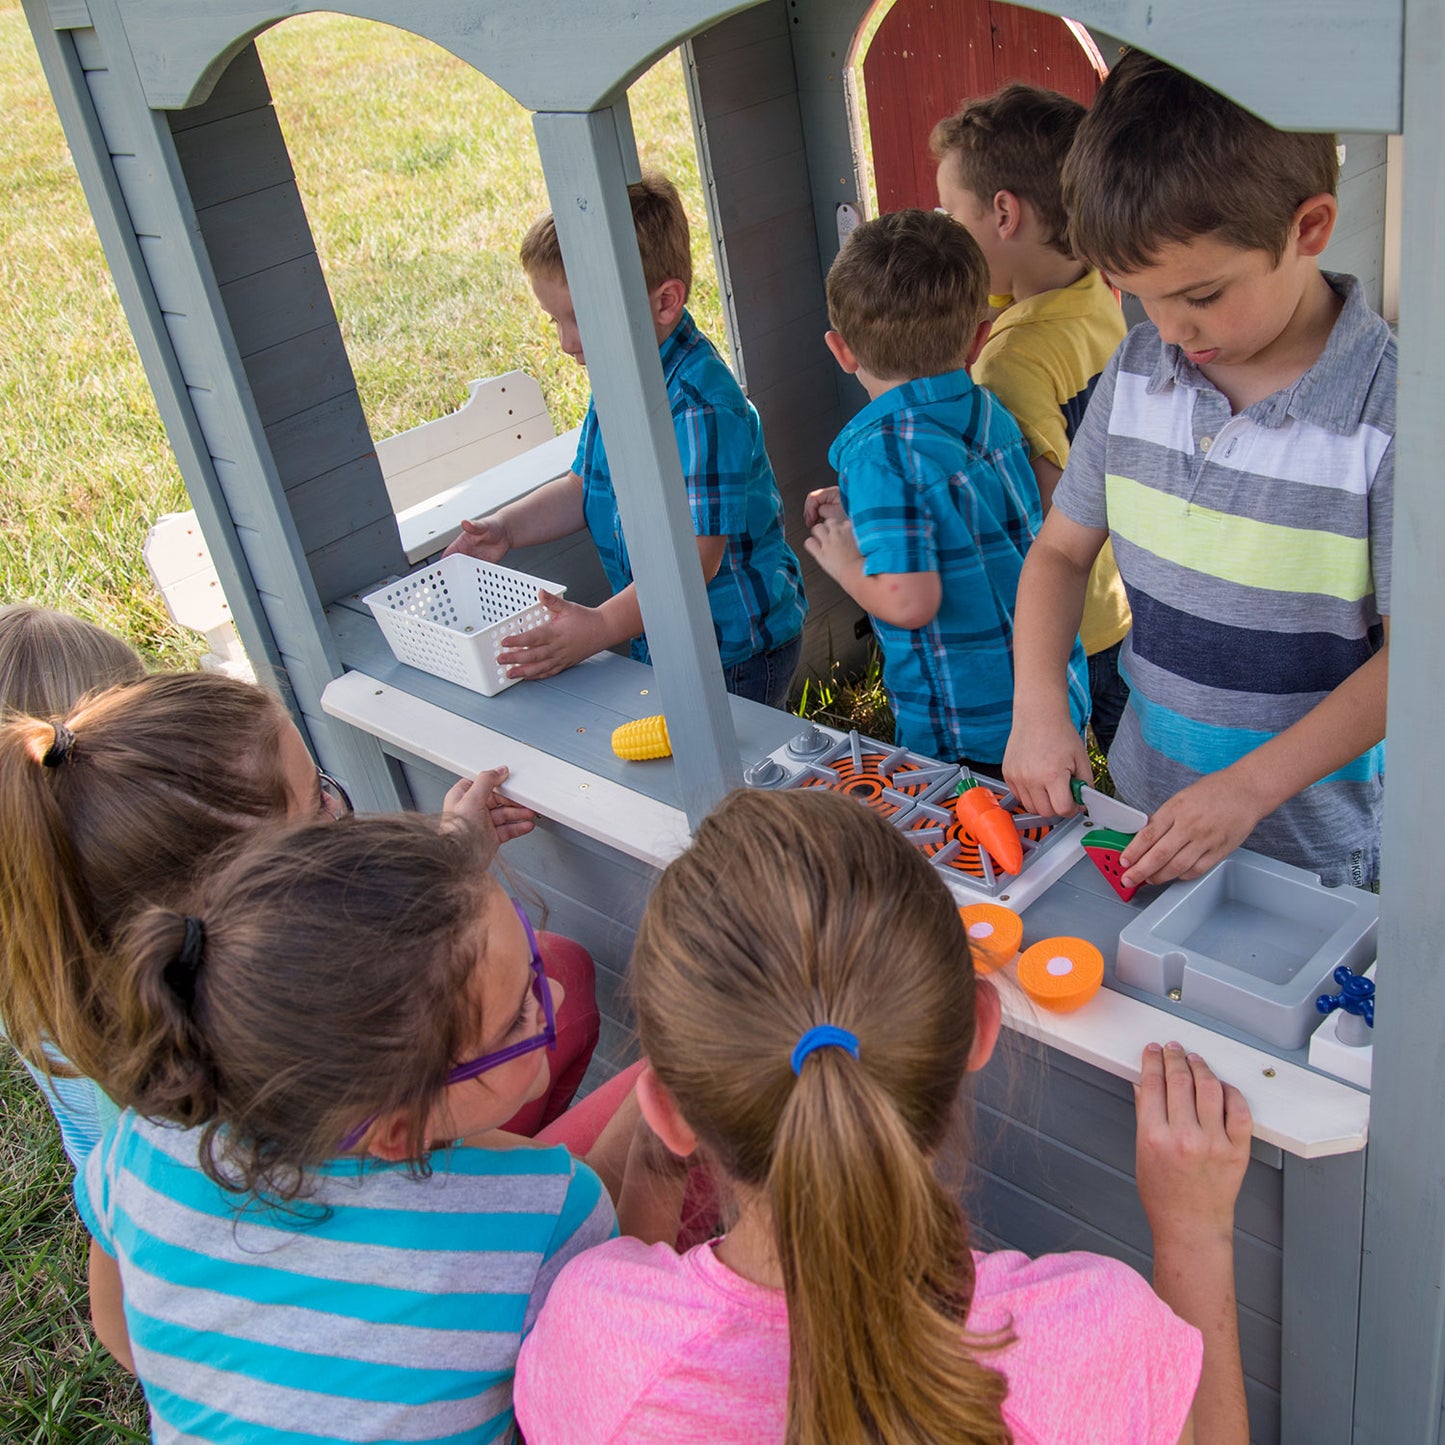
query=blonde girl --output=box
[0,605,146,1165]
[81,813,615,1444]
[516,787,1253,1444]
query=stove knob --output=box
[786,723,832,760]
[744,757,788,789]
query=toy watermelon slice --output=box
[1083,827,1140,902]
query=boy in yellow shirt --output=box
[933,83,1132,751]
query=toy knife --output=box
[1070,778,1149,833]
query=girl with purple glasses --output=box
[80,812,619,1445]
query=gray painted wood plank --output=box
[711,151,814,235]
[703,91,807,170]
[263,393,376,488]
[1280,1150,1365,1445]
[45,0,94,27]
[689,29,797,118]
[691,0,788,56]
[1355,0,1445,1437]
[170,108,295,209]
[728,254,829,340]
[715,206,820,282]
[196,183,315,284]
[973,1102,1284,1322]
[306,519,409,605]
[974,1054,1284,1245]
[220,253,339,356]
[70,22,103,69]
[243,326,358,429]
[748,356,840,434]
[112,1,773,114]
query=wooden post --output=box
[532,103,740,826]
[1352,0,1445,1439]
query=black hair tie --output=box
[165,916,207,1004]
[42,722,75,768]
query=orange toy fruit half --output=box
[958,904,1024,974]
[1017,937,1104,1012]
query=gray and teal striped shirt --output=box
[78,1111,616,1444]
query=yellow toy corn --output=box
[612,714,672,760]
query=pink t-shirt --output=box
[515,1238,1201,1444]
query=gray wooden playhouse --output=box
[22,2,1445,1440]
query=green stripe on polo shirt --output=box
[1105,472,1371,601]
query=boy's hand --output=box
[1135,1042,1252,1246]
[803,485,844,527]
[1119,771,1265,889]
[442,765,537,843]
[496,591,609,680]
[1002,711,1091,818]
[804,516,864,586]
[441,515,511,562]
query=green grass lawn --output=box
[0,8,720,1438]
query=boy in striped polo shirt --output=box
[805,208,1090,771]
[1004,51,1392,889]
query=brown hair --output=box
[520,169,693,295]
[111,815,494,1200]
[632,788,1012,1445]
[1063,49,1339,274]
[930,82,1087,258]
[0,605,145,720]
[826,209,990,380]
[0,672,292,1085]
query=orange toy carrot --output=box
[954,778,1024,874]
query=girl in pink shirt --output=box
[516,787,1254,1445]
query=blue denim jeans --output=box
[723,633,804,710]
[1087,638,1131,756]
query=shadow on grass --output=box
[1,1053,146,1444]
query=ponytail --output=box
[111,908,222,1131]
[108,814,495,1200]
[0,672,291,1086]
[632,788,1014,1444]
[0,717,108,1078]
[773,1044,1010,1445]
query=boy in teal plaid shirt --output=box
[806,209,1088,768]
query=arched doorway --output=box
[860,0,1107,214]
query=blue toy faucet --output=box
[1317,966,1375,1047]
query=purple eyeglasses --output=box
[338,899,556,1152]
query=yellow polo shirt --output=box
[974,269,1131,656]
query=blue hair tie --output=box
[790,1024,860,1075]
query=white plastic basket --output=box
[363,555,567,697]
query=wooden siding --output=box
[1325,134,1390,314]
[167,48,404,604]
[688,1,865,683]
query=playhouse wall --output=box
[30,9,408,809]
[687,1,864,681]
[1326,135,1389,313]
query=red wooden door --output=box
[862,0,1106,215]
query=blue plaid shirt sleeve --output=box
[672,398,754,537]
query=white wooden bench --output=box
[147,371,580,666]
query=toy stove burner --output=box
[897,774,1086,909]
[790,731,957,821]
